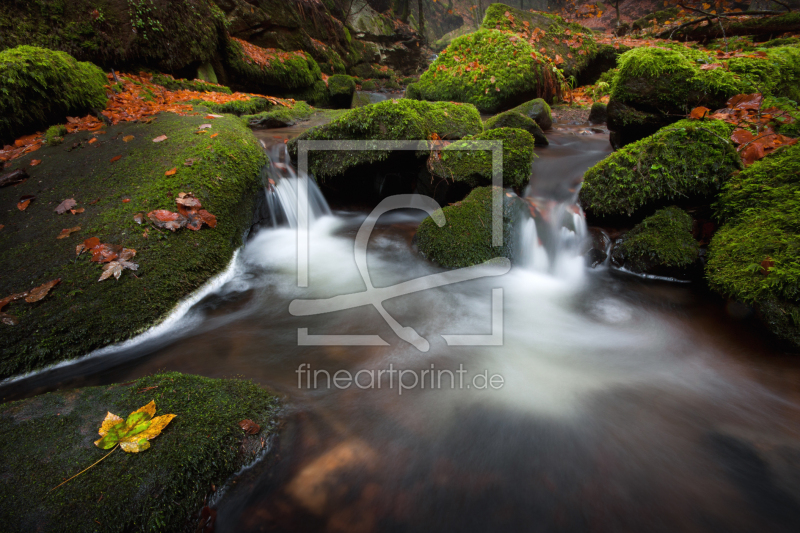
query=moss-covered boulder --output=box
[407,29,562,114]
[588,102,608,124]
[416,187,516,268]
[328,74,357,109]
[432,128,536,189]
[149,73,232,95]
[581,119,740,218]
[0,0,226,73]
[707,143,800,349]
[504,98,553,131]
[484,111,548,145]
[0,110,266,379]
[612,206,700,278]
[0,46,108,145]
[0,372,279,532]
[726,46,800,103]
[481,3,598,80]
[243,101,316,128]
[288,99,483,180]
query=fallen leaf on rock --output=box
[0,312,19,326]
[153,135,168,143]
[91,243,123,263]
[699,63,723,70]
[17,195,34,211]
[0,169,28,187]
[238,419,260,435]
[199,124,212,130]
[210,133,218,138]
[122,198,130,203]
[165,168,177,176]
[94,401,176,452]
[123,135,135,142]
[197,210,217,228]
[731,128,755,145]
[205,114,223,119]
[56,226,81,239]
[88,198,101,205]
[690,107,710,120]
[83,236,100,250]
[55,198,77,214]
[148,209,187,231]
[0,292,28,312]
[76,244,85,255]
[110,155,122,163]
[133,212,146,224]
[25,279,60,303]
[70,207,85,214]
[30,159,41,166]
[176,192,201,208]
[88,138,97,145]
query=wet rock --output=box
[484,111,548,146]
[588,102,608,125]
[586,227,612,268]
[0,168,28,188]
[328,75,357,109]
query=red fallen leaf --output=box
[83,237,101,250]
[727,93,762,110]
[147,209,187,231]
[731,128,754,145]
[761,257,775,275]
[56,226,81,239]
[165,168,177,176]
[55,198,77,214]
[238,419,260,435]
[122,198,131,203]
[17,195,34,211]
[110,155,122,162]
[198,210,217,228]
[740,143,765,166]
[25,279,60,303]
[91,243,123,263]
[0,224,3,231]
[690,107,710,120]
[30,159,41,166]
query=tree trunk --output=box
[418,0,425,43]
[399,0,410,23]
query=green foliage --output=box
[617,207,699,271]
[289,99,483,179]
[416,187,515,268]
[45,124,68,146]
[484,111,548,145]
[434,128,536,189]
[411,29,562,114]
[707,144,800,347]
[581,119,741,217]
[149,73,232,95]
[0,372,279,532]
[0,45,107,144]
[0,110,266,377]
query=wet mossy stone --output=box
[613,206,700,277]
[149,73,232,95]
[361,80,378,91]
[348,63,395,80]
[288,99,483,180]
[707,144,800,349]
[191,96,274,117]
[481,3,598,79]
[433,128,536,189]
[243,101,315,128]
[581,119,740,218]
[409,29,562,114]
[45,125,68,147]
[0,110,266,379]
[588,102,608,124]
[726,46,800,102]
[328,74,357,109]
[0,372,280,532]
[224,38,323,96]
[606,100,669,149]
[508,98,553,131]
[0,46,107,145]
[416,187,516,269]
[484,111,548,145]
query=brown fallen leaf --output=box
[238,419,260,435]
[55,198,77,214]
[25,279,60,303]
[153,135,168,143]
[165,168,177,176]
[56,226,81,239]
[110,155,122,162]
[83,237,101,250]
[690,107,710,120]
[197,210,217,228]
[123,135,135,142]
[184,158,196,166]
[70,207,85,214]
[17,195,34,211]
[88,138,97,145]
[30,159,42,166]
[147,210,187,231]
[88,198,101,205]
[0,224,4,231]
[0,292,28,312]
[91,243,123,263]
[133,212,146,224]
[0,312,19,326]
[76,244,85,256]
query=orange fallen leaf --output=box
[57,226,81,239]
[70,207,85,214]
[17,196,34,211]
[210,133,219,138]
[122,198,131,203]
[30,159,42,166]
[731,128,755,145]
[123,135,135,142]
[690,107,710,120]
[88,138,97,145]
[110,155,122,162]
[165,168,177,176]
[25,279,60,303]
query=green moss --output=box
[191,97,273,117]
[507,98,553,131]
[484,111,548,145]
[616,206,699,272]
[243,101,315,128]
[411,29,563,114]
[224,39,322,93]
[349,63,394,80]
[286,80,331,108]
[328,74,356,108]
[581,119,741,217]
[289,99,483,180]
[45,124,68,146]
[0,45,107,144]
[707,143,800,348]
[416,187,516,268]
[149,73,232,95]
[0,372,279,532]
[0,110,266,378]
[361,80,378,91]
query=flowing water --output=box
[4,126,800,532]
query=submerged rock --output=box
[581,119,740,218]
[0,46,107,144]
[0,372,279,532]
[707,143,800,350]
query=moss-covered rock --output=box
[726,46,800,102]
[243,101,316,128]
[0,110,266,379]
[190,96,274,117]
[416,187,516,268]
[149,73,232,95]
[0,372,279,532]
[361,79,378,91]
[588,102,608,124]
[328,74,357,109]
[484,111,548,145]
[508,98,553,131]
[0,0,227,73]
[348,63,395,80]
[613,206,700,277]
[45,124,68,147]
[288,99,483,180]
[431,128,536,189]
[408,29,563,114]
[581,119,740,218]
[481,4,598,80]
[0,46,108,145]
[707,143,800,349]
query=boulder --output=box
[484,111,549,145]
[346,0,425,74]
[588,102,608,124]
[509,98,554,131]
[581,119,740,218]
[0,372,279,532]
[243,101,315,128]
[707,143,800,350]
[407,30,562,113]
[415,187,517,269]
[0,46,107,145]
[328,75,357,109]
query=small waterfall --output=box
[260,143,331,228]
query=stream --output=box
[3,124,800,532]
